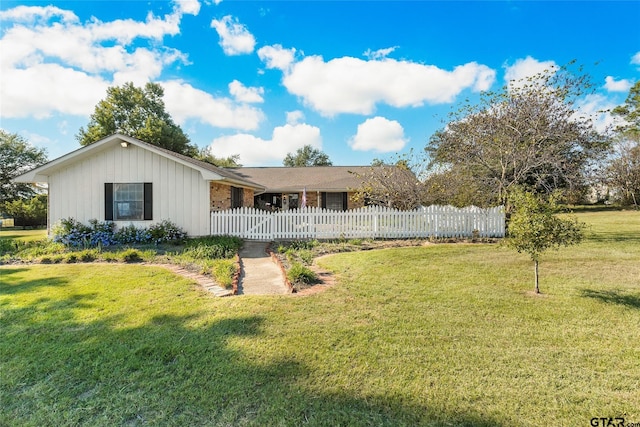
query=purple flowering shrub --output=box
[52,218,187,247]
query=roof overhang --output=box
[12,134,261,191]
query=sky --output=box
[1,1,639,167]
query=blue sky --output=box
[1,1,639,166]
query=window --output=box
[105,183,152,221]
[231,186,244,209]
[322,192,348,211]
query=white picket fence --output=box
[210,205,505,240]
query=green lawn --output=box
[1,210,639,426]
[0,228,47,242]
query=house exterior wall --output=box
[47,144,211,236]
[209,183,254,211]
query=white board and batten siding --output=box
[211,205,505,240]
[48,144,210,236]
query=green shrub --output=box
[120,248,143,263]
[78,249,99,262]
[185,235,242,259]
[297,249,314,265]
[211,259,238,288]
[0,239,16,255]
[287,262,318,285]
[148,220,187,244]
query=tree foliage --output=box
[426,63,610,207]
[0,130,48,206]
[606,81,640,207]
[351,152,427,210]
[505,188,585,294]
[283,145,332,167]
[195,147,242,167]
[2,194,47,228]
[77,82,197,156]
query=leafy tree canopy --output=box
[606,81,640,207]
[426,62,611,207]
[283,145,332,167]
[77,82,198,157]
[3,194,47,228]
[612,80,640,141]
[0,130,48,206]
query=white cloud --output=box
[348,116,407,153]
[174,0,201,16]
[0,4,190,119]
[286,110,304,125]
[207,123,322,166]
[228,80,264,103]
[277,55,495,116]
[0,5,78,24]
[0,64,109,118]
[364,46,398,60]
[632,51,640,66]
[210,15,255,56]
[162,80,265,131]
[604,76,632,93]
[504,56,557,89]
[574,93,617,134]
[257,44,296,71]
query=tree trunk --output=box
[534,259,540,294]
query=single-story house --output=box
[13,134,375,236]
[13,134,263,236]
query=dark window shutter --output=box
[342,192,348,211]
[321,192,327,209]
[144,183,153,220]
[104,183,113,220]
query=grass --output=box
[1,210,639,426]
[0,231,242,288]
[0,228,47,243]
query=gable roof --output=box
[229,166,373,194]
[13,133,264,191]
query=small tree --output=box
[506,188,585,294]
[283,145,332,167]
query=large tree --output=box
[606,81,640,207]
[77,82,198,157]
[0,130,48,206]
[283,145,332,167]
[426,63,610,207]
[351,152,427,210]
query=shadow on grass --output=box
[581,289,640,310]
[0,290,507,427]
[586,230,640,244]
[0,268,68,295]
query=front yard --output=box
[1,209,639,426]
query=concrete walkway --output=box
[237,241,290,295]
